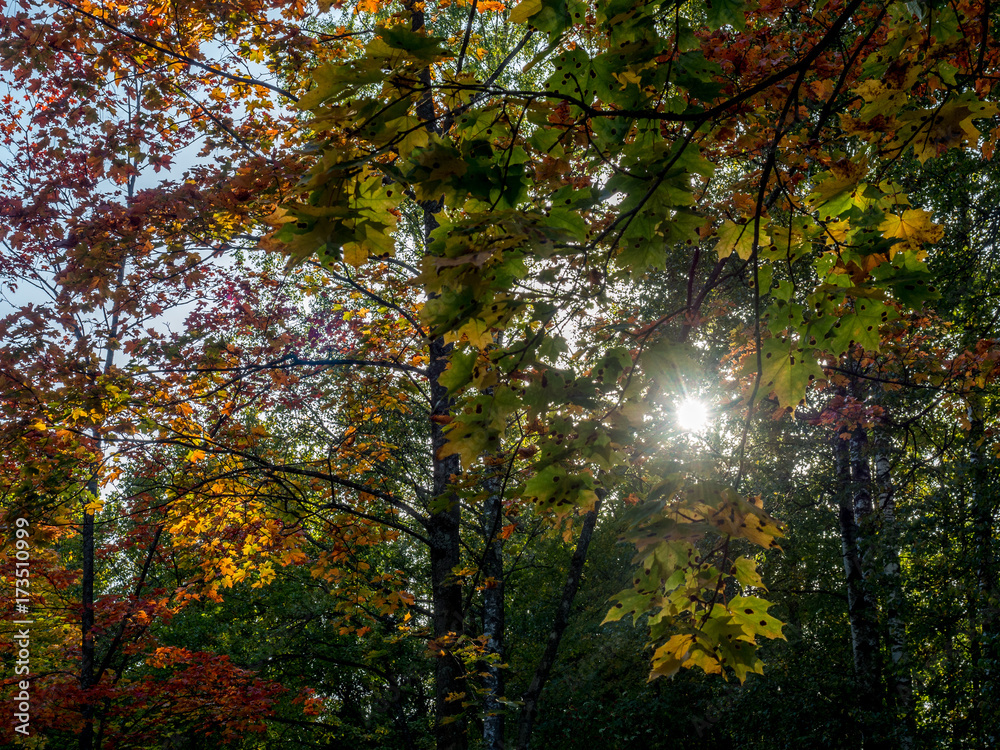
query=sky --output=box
[0,1,305,331]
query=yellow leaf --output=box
[715,220,768,260]
[855,79,887,102]
[903,99,1000,164]
[456,319,493,348]
[186,449,207,463]
[343,242,368,268]
[613,70,644,89]
[263,207,296,225]
[878,209,944,255]
[508,0,541,23]
[649,634,722,681]
[254,563,276,587]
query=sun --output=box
[676,398,710,432]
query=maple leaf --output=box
[758,337,824,412]
[705,492,785,550]
[878,209,944,255]
[901,99,1000,164]
[650,635,712,680]
[728,595,786,642]
[508,0,542,23]
[715,219,769,260]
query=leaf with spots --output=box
[878,209,944,255]
[728,595,786,642]
[758,336,825,411]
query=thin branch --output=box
[516,501,601,750]
[53,0,298,102]
[455,0,479,76]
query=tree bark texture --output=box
[428,312,466,750]
[849,425,883,694]
[872,433,915,750]
[873,433,916,750]
[834,430,884,748]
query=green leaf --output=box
[437,419,492,467]
[523,464,598,515]
[439,350,477,394]
[705,0,746,30]
[759,336,824,411]
[672,51,725,99]
[640,341,699,393]
[603,586,657,624]
[871,250,938,308]
[733,556,765,588]
[379,26,447,61]
[827,297,896,354]
[728,595,786,641]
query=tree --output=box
[277,0,1000,745]
[4,0,1000,748]
[0,1,310,744]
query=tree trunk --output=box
[516,502,600,750]
[833,429,883,748]
[428,339,466,749]
[428,318,466,750]
[849,424,882,689]
[872,433,914,750]
[408,4,468,734]
[968,398,999,747]
[482,471,505,750]
[78,181,130,750]
[80,483,96,750]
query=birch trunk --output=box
[849,424,882,692]
[834,429,883,747]
[872,434,914,750]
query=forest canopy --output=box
[0,0,998,748]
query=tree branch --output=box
[53,0,298,102]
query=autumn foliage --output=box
[2,0,1000,748]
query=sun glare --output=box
[676,399,710,432]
